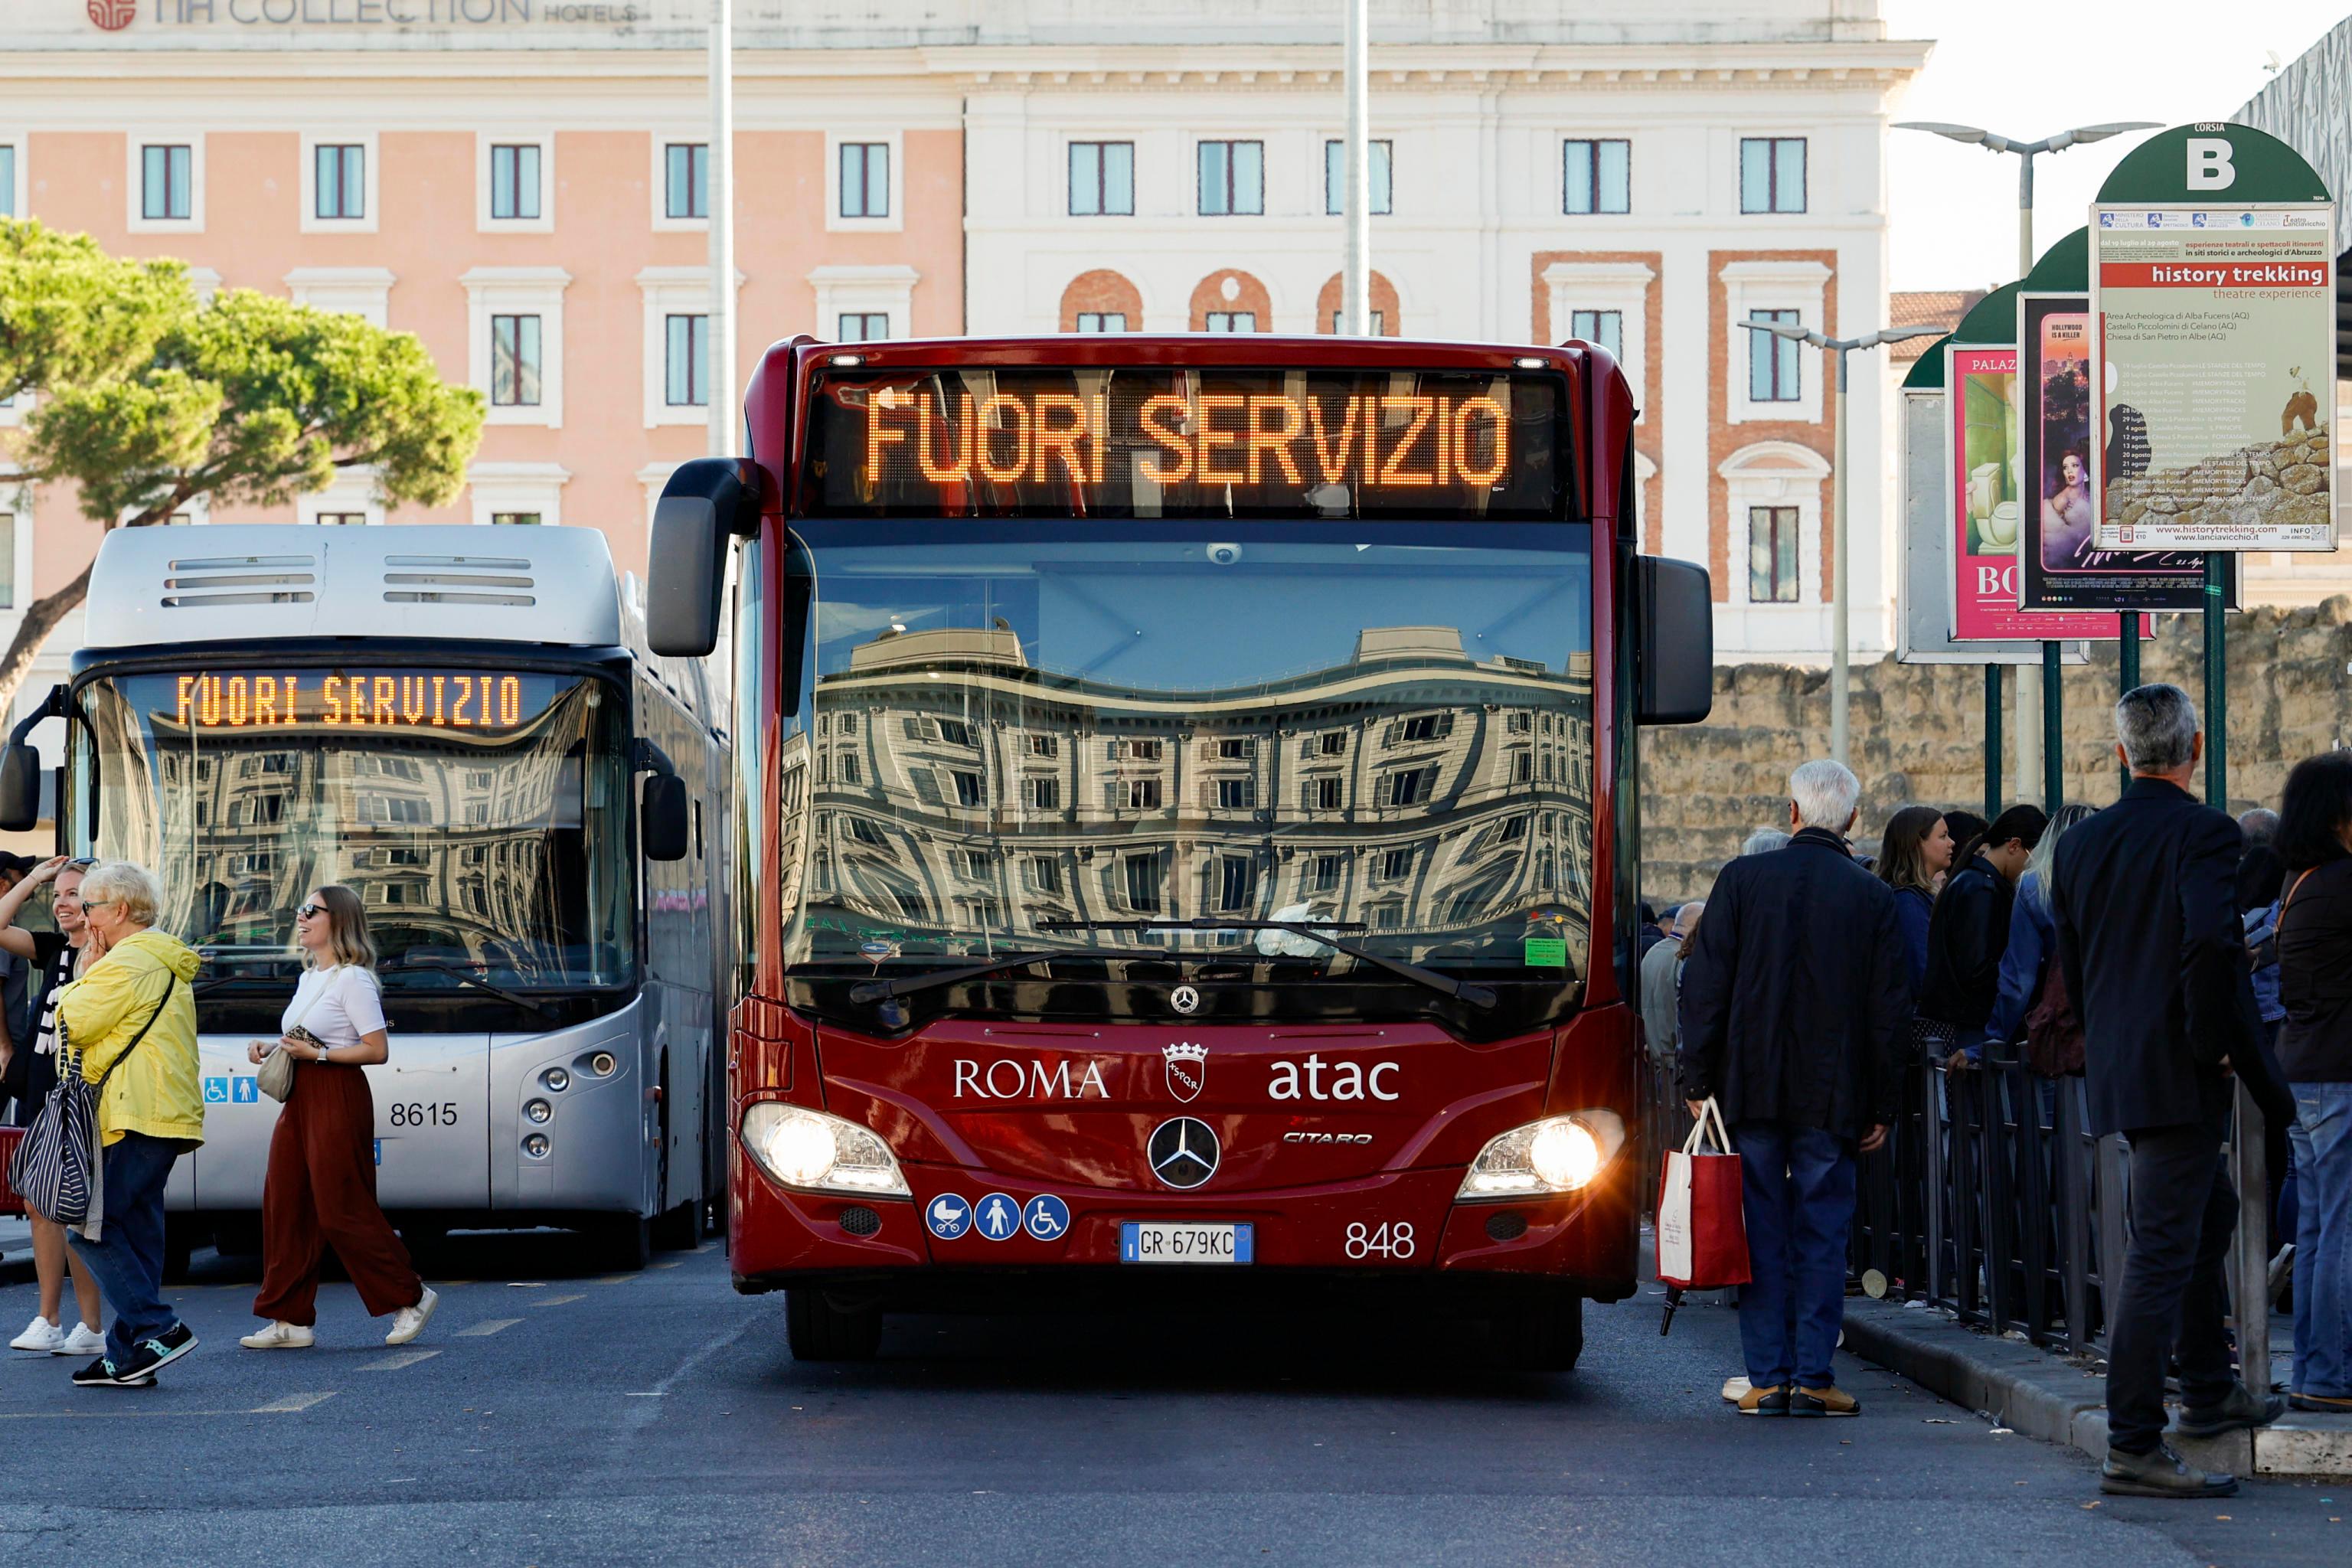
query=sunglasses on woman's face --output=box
[296,903,325,920]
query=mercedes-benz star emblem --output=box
[1147,1117,1220,1191]
[1171,983,1200,1016]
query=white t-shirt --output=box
[283,965,388,1051]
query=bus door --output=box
[366,1031,493,1210]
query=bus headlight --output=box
[740,1103,910,1200]
[1456,1110,1626,1200]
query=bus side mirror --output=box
[648,457,761,658]
[0,743,39,834]
[1635,555,1713,726]
[641,773,689,862]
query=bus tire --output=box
[786,1290,883,1362]
[162,1220,198,1284]
[592,1214,653,1272]
[1494,1289,1584,1373]
[651,1200,698,1252]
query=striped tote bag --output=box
[5,973,177,1239]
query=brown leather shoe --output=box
[1792,1385,1860,1417]
[1738,1383,1789,1416]
[2291,1392,2352,1413]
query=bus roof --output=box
[82,524,622,653]
[762,333,1599,378]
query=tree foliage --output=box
[0,218,485,711]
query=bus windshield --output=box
[782,519,1596,1015]
[77,668,636,991]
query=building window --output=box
[1323,139,1393,215]
[1075,312,1128,334]
[1203,312,1256,334]
[838,312,890,342]
[316,512,368,526]
[1217,856,1256,912]
[142,145,192,220]
[1328,310,1387,335]
[1023,776,1060,810]
[1118,738,1164,762]
[1312,854,1343,892]
[1069,141,1135,217]
[932,717,972,746]
[1563,139,1631,215]
[838,752,861,785]
[491,314,542,407]
[949,770,985,808]
[665,143,707,220]
[1513,751,1534,784]
[1387,766,1436,807]
[314,143,364,220]
[0,145,15,218]
[0,511,12,609]
[1319,731,1348,756]
[1024,732,1054,756]
[1197,140,1263,216]
[1214,738,1254,760]
[1215,778,1254,811]
[491,512,542,526]
[1569,309,1622,361]
[839,142,889,219]
[1380,847,1414,881]
[665,314,709,407]
[1126,778,1163,811]
[1123,854,1162,913]
[1749,506,1801,603]
[1748,309,1801,402]
[1309,776,1343,811]
[490,143,541,221]
[1024,856,1060,894]
[1740,137,1807,214]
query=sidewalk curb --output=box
[1841,1294,2352,1478]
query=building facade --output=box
[2,0,1930,720]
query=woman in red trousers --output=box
[240,885,436,1350]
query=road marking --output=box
[252,1391,338,1413]
[623,1391,665,1397]
[455,1318,522,1338]
[596,1276,635,1286]
[358,1349,439,1371]
[650,1260,684,1269]
[530,1294,584,1307]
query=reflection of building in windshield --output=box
[791,624,1593,969]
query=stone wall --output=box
[1638,596,2352,905]
[2107,426,2331,546]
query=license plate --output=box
[1119,1221,1253,1264]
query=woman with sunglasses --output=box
[0,857,105,1357]
[241,886,436,1351]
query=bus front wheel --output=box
[786,1290,882,1362]
[1493,1289,1584,1373]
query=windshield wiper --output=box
[846,946,1164,1017]
[1038,917,1497,1010]
[380,960,562,1020]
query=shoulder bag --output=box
[253,972,333,1103]
[5,970,178,1241]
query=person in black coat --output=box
[1922,804,2047,1065]
[2051,683,2290,1498]
[1678,759,1911,1418]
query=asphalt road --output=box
[0,1234,2343,1567]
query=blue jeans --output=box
[2289,1083,2352,1398]
[64,1131,185,1365]
[1734,1119,1857,1391]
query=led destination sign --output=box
[807,368,1571,520]
[170,670,531,730]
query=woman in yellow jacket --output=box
[56,860,204,1390]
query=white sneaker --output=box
[59,1323,106,1357]
[1721,1374,1753,1403]
[238,1321,315,1351]
[9,1315,64,1354]
[384,1286,438,1347]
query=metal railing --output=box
[1645,1049,2271,1379]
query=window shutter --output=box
[1438,712,1455,737]
[1198,778,1216,812]
[910,770,943,807]
[903,716,923,742]
[1299,781,1315,811]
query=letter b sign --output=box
[2186,137,2236,192]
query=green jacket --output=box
[60,929,204,1148]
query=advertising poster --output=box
[2017,292,2224,610]
[1898,387,2080,664]
[2090,206,2337,551]
[1948,345,2144,642]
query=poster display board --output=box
[1947,344,2149,642]
[1898,387,2075,664]
[2089,201,2337,552]
[2017,292,2226,611]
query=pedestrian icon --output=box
[975,1192,1018,1241]
[202,1076,230,1105]
[1023,1194,1070,1240]
[231,1076,260,1105]
[926,1194,972,1240]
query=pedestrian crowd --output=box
[3,862,433,1388]
[1661,682,2350,1501]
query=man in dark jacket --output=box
[2052,684,2284,1498]
[1922,804,2046,1063]
[1678,759,1911,1418]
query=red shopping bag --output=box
[1655,1099,1749,1291]
[0,1126,23,1217]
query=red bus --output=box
[648,335,1711,1365]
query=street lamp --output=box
[1895,120,2158,802]
[1739,319,1945,767]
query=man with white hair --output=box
[1677,758,1909,1418]
[1638,900,1701,1070]
[2053,684,2288,1498]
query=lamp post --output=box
[707,0,736,458]
[1894,120,2158,804]
[1340,0,1370,335]
[1740,319,1945,767]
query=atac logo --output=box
[88,0,138,31]
[1161,1041,1207,1103]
